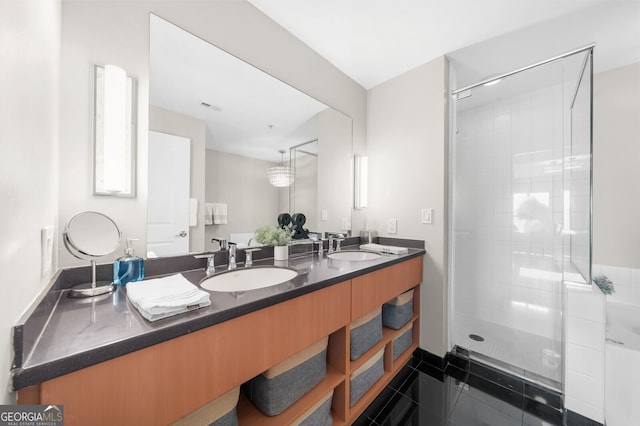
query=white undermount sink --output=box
[327,250,382,261]
[200,266,298,292]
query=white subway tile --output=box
[566,370,604,409]
[566,343,604,380]
[599,265,632,287]
[566,289,605,323]
[566,316,605,350]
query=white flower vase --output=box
[274,245,289,261]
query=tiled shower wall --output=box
[453,82,565,347]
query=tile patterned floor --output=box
[354,356,563,426]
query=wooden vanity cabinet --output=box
[18,256,423,426]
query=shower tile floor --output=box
[355,356,562,426]
[452,314,562,387]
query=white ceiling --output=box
[248,0,640,89]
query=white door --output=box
[147,131,191,257]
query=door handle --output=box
[175,231,187,238]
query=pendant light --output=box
[267,150,294,187]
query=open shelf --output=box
[350,314,420,373]
[346,342,418,423]
[236,364,344,425]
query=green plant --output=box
[255,225,291,246]
[593,275,615,295]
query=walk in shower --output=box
[449,46,593,390]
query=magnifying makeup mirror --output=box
[63,211,121,298]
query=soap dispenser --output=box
[113,238,144,286]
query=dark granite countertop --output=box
[11,241,425,390]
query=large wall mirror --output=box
[148,14,353,257]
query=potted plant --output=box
[255,225,292,260]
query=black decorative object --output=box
[291,213,309,240]
[277,213,292,229]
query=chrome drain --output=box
[469,334,485,342]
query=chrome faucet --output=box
[228,243,237,270]
[327,233,345,254]
[314,240,324,257]
[244,248,261,267]
[211,237,227,251]
[194,253,217,275]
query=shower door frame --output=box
[447,45,595,389]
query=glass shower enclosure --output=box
[449,46,593,390]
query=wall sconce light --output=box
[354,155,368,209]
[94,64,136,197]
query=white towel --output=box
[126,274,211,322]
[359,243,408,255]
[189,198,198,227]
[212,203,228,225]
[204,203,214,225]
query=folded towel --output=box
[189,198,198,227]
[359,243,408,255]
[126,274,211,322]
[213,203,228,225]
[204,203,214,225]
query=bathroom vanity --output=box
[13,246,424,425]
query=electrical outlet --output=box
[388,219,397,234]
[321,209,328,221]
[341,217,351,230]
[41,225,54,276]
[421,208,433,224]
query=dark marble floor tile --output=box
[415,359,446,382]
[448,390,523,426]
[352,413,380,426]
[378,393,447,426]
[564,410,603,426]
[466,373,524,412]
[523,397,563,425]
[387,365,418,392]
[524,381,563,410]
[446,352,470,371]
[361,384,398,420]
[443,363,469,384]
[470,361,525,394]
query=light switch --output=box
[41,225,54,276]
[388,219,397,234]
[321,209,328,221]
[421,208,433,224]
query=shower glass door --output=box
[450,49,592,389]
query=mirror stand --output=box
[63,211,122,298]
[68,260,115,298]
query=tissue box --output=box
[350,348,384,407]
[350,307,383,361]
[292,390,333,426]
[382,289,414,329]
[172,386,239,426]
[392,323,413,361]
[243,337,328,416]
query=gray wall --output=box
[0,0,61,404]
[204,150,280,249]
[367,56,450,356]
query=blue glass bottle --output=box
[113,238,144,286]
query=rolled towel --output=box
[126,274,211,322]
